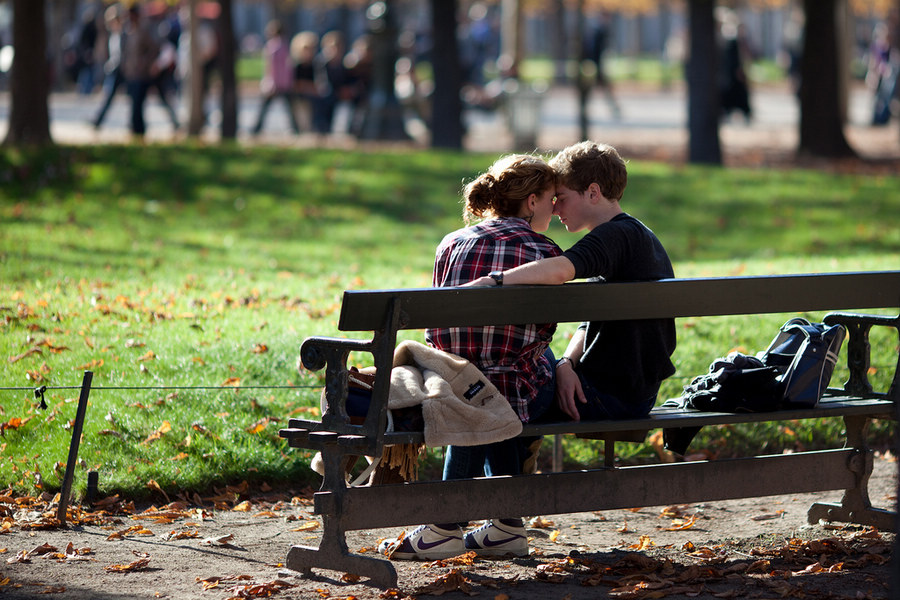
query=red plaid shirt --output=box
[425,218,562,422]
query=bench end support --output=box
[284,544,398,589]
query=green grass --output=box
[0,144,897,499]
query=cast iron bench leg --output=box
[284,440,399,588]
[285,516,398,588]
[807,415,895,530]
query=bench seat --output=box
[281,395,895,449]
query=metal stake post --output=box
[57,371,93,525]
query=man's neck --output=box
[587,202,623,230]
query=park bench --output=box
[279,270,900,588]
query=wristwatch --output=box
[488,271,504,286]
[556,356,574,369]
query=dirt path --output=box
[0,456,895,600]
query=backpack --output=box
[663,317,846,456]
[758,317,846,408]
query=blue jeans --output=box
[442,349,556,480]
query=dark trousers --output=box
[126,79,152,135]
[253,92,300,134]
[93,69,123,127]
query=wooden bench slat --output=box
[338,272,900,331]
[282,396,895,448]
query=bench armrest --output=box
[824,311,900,401]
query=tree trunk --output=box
[358,0,409,141]
[551,0,566,83]
[500,0,522,78]
[3,0,52,146]
[575,0,589,141]
[686,0,721,165]
[797,0,855,158]
[429,0,463,149]
[218,0,238,139]
[188,0,205,137]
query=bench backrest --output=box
[299,271,898,454]
[338,272,900,331]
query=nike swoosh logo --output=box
[482,534,523,547]
[416,536,459,551]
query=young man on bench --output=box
[470,141,677,423]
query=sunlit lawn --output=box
[0,144,897,500]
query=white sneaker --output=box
[379,524,465,561]
[464,519,528,557]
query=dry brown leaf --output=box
[8,347,42,363]
[528,516,555,528]
[105,557,150,572]
[414,569,476,596]
[664,514,699,531]
[246,418,272,434]
[750,510,785,521]
[628,535,654,551]
[74,359,103,370]
[162,530,200,540]
[200,533,235,546]
[224,579,295,598]
[136,350,156,362]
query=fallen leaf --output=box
[137,350,156,362]
[246,418,272,434]
[8,347,42,363]
[414,569,475,596]
[664,514,699,531]
[162,530,200,540]
[528,516,555,528]
[751,510,785,521]
[200,533,235,546]
[105,557,150,572]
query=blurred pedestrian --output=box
[149,6,181,130]
[584,11,620,120]
[867,22,898,126]
[313,30,351,135]
[291,31,320,132]
[718,9,752,123]
[252,19,300,136]
[76,6,100,94]
[121,3,162,137]
[343,34,374,136]
[92,4,125,129]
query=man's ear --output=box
[587,182,605,204]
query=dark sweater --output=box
[562,213,677,406]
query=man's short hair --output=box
[550,141,627,201]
